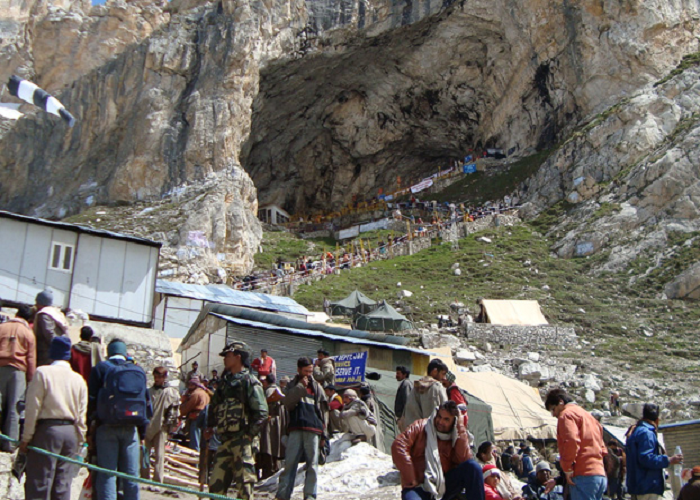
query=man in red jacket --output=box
[69,325,103,383]
[392,400,484,500]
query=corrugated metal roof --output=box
[0,210,161,248]
[659,419,700,429]
[211,313,432,355]
[156,280,310,316]
[179,303,423,353]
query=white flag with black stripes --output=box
[3,75,76,127]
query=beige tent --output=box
[432,347,557,441]
[482,300,548,326]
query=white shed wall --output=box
[0,218,76,307]
[70,235,158,324]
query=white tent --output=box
[432,347,557,440]
[482,300,549,326]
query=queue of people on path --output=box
[232,198,519,293]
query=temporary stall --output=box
[154,280,310,338]
[659,420,700,473]
[481,300,549,326]
[354,300,413,332]
[179,303,431,382]
[432,347,557,441]
[329,290,378,316]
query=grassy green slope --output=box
[290,223,700,379]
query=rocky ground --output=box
[62,169,263,283]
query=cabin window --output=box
[49,243,74,272]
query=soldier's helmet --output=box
[219,341,251,357]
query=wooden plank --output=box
[163,474,200,489]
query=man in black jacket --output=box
[275,357,328,500]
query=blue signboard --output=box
[463,163,477,174]
[333,351,368,386]
[464,155,473,163]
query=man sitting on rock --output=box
[340,388,376,444]
[392,400,484,500]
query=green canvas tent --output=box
[354,300,413,332]
[329,290,378,316]
[367,368,494,451]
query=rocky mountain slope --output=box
[0,0,698,288]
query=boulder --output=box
[664,261,700,300]
[584,389,596,403]
[527,352,541,362]
[590,409,604,419]
[583,374,602,392]
[455,349,477,362]
[519,361,543,380]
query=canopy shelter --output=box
[364,367,494,452]
[354,300,413,332]
[432,347,557,441]
[329,290,378,316]
[481,300,549,326]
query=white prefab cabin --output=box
[0,210,161,327]
[257,204,290,225]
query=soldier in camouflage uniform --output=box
[205,342,268,500]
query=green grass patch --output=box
[527,201,575,234]
[430,150,554,205]
[591,202,621,221]
[655,52,700,87]
[254,231,337,270]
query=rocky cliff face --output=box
[517,63,700,299]
[243,0,700,213]
[0,0,698,281]
[0,0,169,96]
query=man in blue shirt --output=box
[626,403,683,500]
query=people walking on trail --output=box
[392,400,484,500]
[626,403,683,500]
[69,325,104,383]
[21,336,87,500]
[142,366,180,483]
[276,356,327,500]
[0,305,35,451]
[403,358,448,428]
[33,289,68,367]
[206,342,268,500]
[545,388,607,500]
[395,365,412,432]
[89,338,152,500]
[257,373,287,480]
[179,375,210,451]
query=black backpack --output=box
[97,362,151,426]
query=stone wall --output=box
[462,323,578,347]
[299,229,333,239]
[71,321,178,385]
